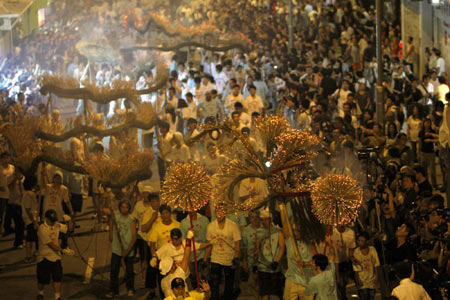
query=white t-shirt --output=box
[206,219,241,266]
[161,266,188,298]
[181,101,197,120]
[159,132,174,160]
[225,93,245,112]
[391,278,431,300]
[168,145,191,163]
[37,221,68,262]
[330,227,356,263]
[407,116,422,142]
[157,241,185,265]
[202,153,227,174]
[353,246,380,289]
[22,190,39,225]
[436,57,446,76]
[244,95,264,116]
[42,184,70,221]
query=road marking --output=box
[83,257,95,284]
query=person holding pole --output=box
[180,211,210,288]
[255,209,285,300]
[159,229,195,298]
[280,206,317,300]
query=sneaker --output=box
[105,292,116,298]
[35,295,44,300]
[15,244,24,249]
[24,257,33,263]
[146,292,156,299]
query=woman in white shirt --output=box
[407,105,423,161]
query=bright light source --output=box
[431,0,443,6]
[265,161,272,168]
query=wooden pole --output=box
[188,208,200,289]
[279,202,303,273]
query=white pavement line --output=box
[83,257,95,284]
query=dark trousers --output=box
[157,156,166,184]
[357,288,375,300]
[189,259,205,289]
[0,198,9,232]
[70,193,83,213]
[9,204,24,247]
[2,198,13,233]
[145,258,164,296]
[441,146,450,207]
[337,261,354,300]
[210,262,236,300]
[110,253,134,294]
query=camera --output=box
[357,147,378,160]
[435,208,450,220]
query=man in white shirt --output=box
[165,87,178,110]
[244,85,264,116]
[332,80,351,113]
[330,225,356,300]
[0,152,15,236]
[156,122,173,183]
[181,92,197,121]
[205,214,241,300]
[232,102,251,128]
[159,230,194,298]
[391,261,431,300]
[224,85,245,114]
[213,64,228,95]
[184,118,201,162]
[434,49,446,76]
[202,143,228,175]
[36,209,74,300]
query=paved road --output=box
[0,196,260,300]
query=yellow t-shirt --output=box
[148,219,180,250]
[163,290,205,300]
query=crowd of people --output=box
[0,0,449,300]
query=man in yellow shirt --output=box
[149,205,180,253]
[164,277,210,300]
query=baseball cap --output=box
[171,277,185,289]
[170,228,182,239]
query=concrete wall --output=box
[402,0,450,77]
[0,31,12,57]
[401,0,422,74]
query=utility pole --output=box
[375,0,384,124]
[288,0,293,51]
